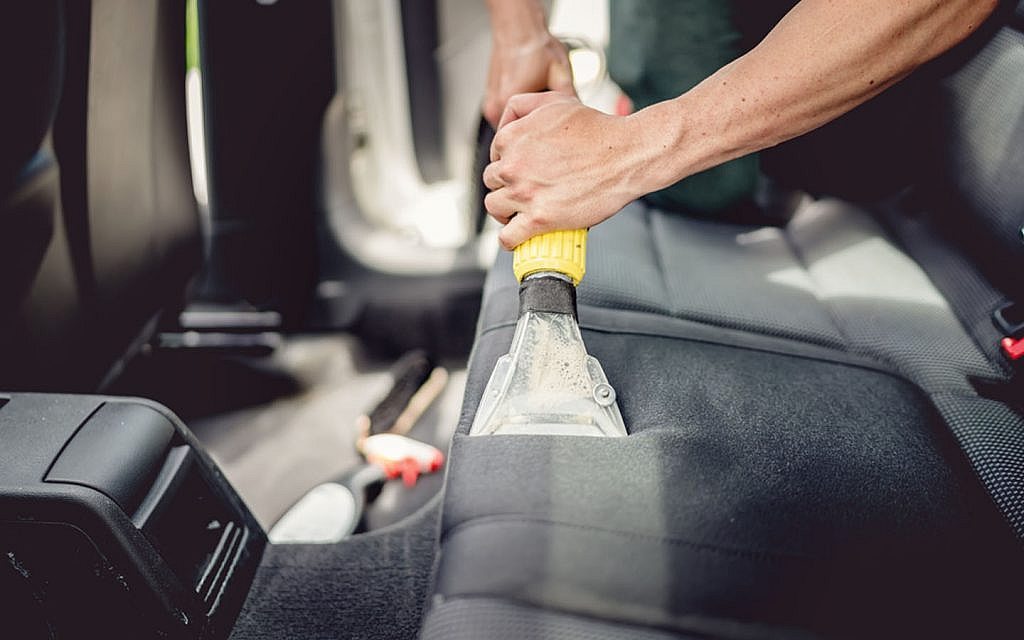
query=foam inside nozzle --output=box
[469,275,626,437]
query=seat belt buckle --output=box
[1001,336,1024,361]
[994,302,1024,362]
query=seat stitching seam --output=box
[443,514,814,564]
[780,222,852,348]
[474,317,902,379]
[645,208,674,317]
[426,594,804,640]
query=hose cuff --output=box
[518,276,577,319]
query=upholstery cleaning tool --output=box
[354,349,448,485]
[355,349,449,438]
[270,352,447,543]
[470,230,627,437]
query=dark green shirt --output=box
[607,0,797,214]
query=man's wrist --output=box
[625,98,706,197]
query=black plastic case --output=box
[0,393,266,639]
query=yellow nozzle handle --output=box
[512,229,587,285]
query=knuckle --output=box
[483,191,499,212]
[492,130,507,151]
[499,156,517,176]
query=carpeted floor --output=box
[229,497,442,640]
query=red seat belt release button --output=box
[1001,336,1024,361]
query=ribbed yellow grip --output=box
[512,229,587,285]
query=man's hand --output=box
[483,0,575,128]
[483,92,654,250]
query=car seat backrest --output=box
[924,0,1024,301]
[0,3,63,193]
[82,0,201,357]
[0,1,83,389]
[0,0,201,391]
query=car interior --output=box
[2,0,1023,638]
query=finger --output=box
[483,98,501,129]
[498,213,538,251]
[548,55,576,97]
[497,91,563,130]
[482,55,501,127]
[490,121,519,163]
[489,130,502,163]
[484,188,518,225]
[482,162,504,191]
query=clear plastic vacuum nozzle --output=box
[470,265,628,437]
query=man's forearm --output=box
[487,0,549,46]
[634,0,999,194]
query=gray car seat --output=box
[0,0,201,391]
[422,3,1024,638]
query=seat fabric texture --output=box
[421,202,1022,640]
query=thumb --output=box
[483,97,502,129]
[548,59,576,97]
